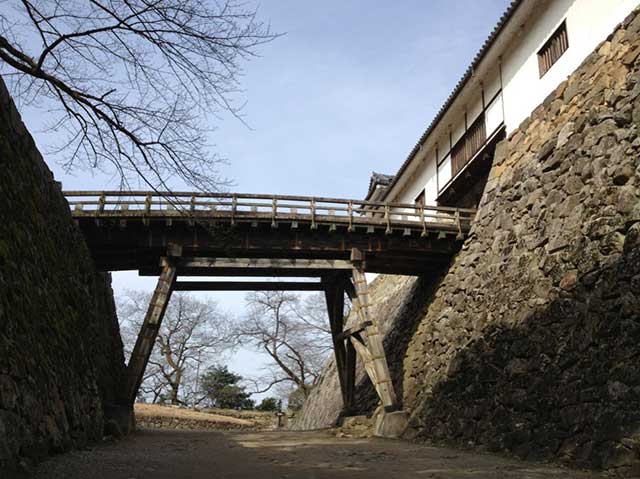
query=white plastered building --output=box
[369,0,639,209]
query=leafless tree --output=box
[118,291,232,405]
[234,291,333,399]
[0,1,277,190]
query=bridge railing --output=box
[64,191,476,235]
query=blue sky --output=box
[15,0,511,390]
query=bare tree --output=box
[234,291,333,398]
[0,1,277,190]
[118,291,232,405]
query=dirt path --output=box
[31,429,603,479]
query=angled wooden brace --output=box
[126,246,181,404]
[348,248,399,411]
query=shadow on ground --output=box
[28,429,604,479]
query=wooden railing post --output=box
[455,209,463,239]
[231,194,237,226]
[271,196,277,228]
[384,205,392,235]
[98,193,106,214]
[310,197,317,230]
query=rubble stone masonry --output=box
[404,8,640,475]
[0,78,130,476]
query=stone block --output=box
[374,410,409,439]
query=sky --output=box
[11,0,511,396]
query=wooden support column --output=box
[349,248,399,411]
[126,256,178,404]
[324,274,356,414]
[344,335,356,410]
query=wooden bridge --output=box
[65,191,476,433]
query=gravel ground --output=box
[27,429,605,479]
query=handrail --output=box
[63,190,477,214]
[63,190,476,233]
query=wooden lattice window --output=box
[451,112,486,177]
[538,21,568,77]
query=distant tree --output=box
[119,291,231,406]
[0,1,278,190]
[200,365,254,410]
[256,397,279,412]
[233,292,333,399]
[287,388,306,411]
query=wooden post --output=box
[126,256,178,404]
[349,248,398,411]
[324,274,355,414]
[344,334,357,410]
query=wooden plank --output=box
[349,335,378,389]
[349,258,398,409]
[126,258,177,404]
[336,321,373,341]
[178,258,354,270]
[139,267,334,278]
[70,209,468,233]
[173,281,324,291]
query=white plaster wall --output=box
[502,0,639,132]
[486,91,504,136]
[394,149,438,206]
[451,119,465,145]
[467,94,484,127]
[386,0,638,206]
[436,131,450,157]
[483,67,502,102]
[438,153,452,188]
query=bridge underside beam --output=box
[174,280,324,291]
[178,258,353,270]
[75,216,461,275]
[139,267,338,277]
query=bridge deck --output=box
[65,191,476,276]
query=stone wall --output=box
[404,10,640,475]
[292,273,441,430]
[134,404,276,431]
[298,9,640,475]
[0,78,130,475]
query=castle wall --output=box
[0,78,130,476]
[297,9,640,475]
[404,10,640,473]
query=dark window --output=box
[451,112,486,177]
[414,190,425,206]
[538,21,569,77]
